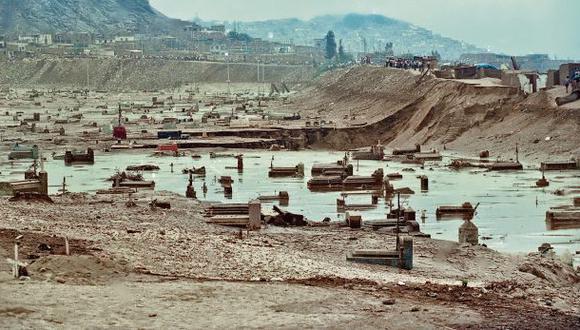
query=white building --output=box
[18,34,53,45]
[114,36,136,43]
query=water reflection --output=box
[1,149,579,257]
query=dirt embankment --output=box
[0,58,316,90]
[288,66,580,162]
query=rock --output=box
[410,306,420,312]
[427,292,438,298]
[37,243,52,251]
[382,299,396,305]
[56,277,66,284]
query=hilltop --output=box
[0,0,186,35]
[227,14,483,60]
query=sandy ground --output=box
[0,193,578,328]
[276,67,580,164]
[1,66,579,328]
[0,275,485,329]
[0,83,292,159]
[0,58,315,90]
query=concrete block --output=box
[248,199,261,230]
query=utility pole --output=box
[262,62,265,83]
[226,52,231,96]
[396,193,401,252]
[257,59,260,96]
[86,58,90,91]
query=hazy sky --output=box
[150,0,580,59]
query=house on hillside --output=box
[114,36,136,43]
[18,34,53,46]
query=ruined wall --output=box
[0,58,316,90]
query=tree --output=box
[338,39,345,59]
[325,31,337,60]
[227,31,252,42]
[337,39,352,64]
[385,42,394,56]
[431,50,441,61]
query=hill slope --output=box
[232,14,482,60]
[285,67,580,162]
[0,0,186,35]
[0,58,315,90]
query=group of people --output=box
[564,69,580,93]
[385,57,430,72]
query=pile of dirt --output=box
[8,193,54,203]
[28,255,129,284]
[0,229,92,260]
[518,254,579,286]
[386,281,580,329]
[286,66,580,162]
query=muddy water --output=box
[1,149,579,261]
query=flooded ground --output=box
[1,149,578,261]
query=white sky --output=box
[150,0,580,59]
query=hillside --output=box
[230,14,482,60]
[0,0,186,35]
[0,58,315,90]
[284,66,580,162]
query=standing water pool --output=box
[1,149,579,263]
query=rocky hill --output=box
[0,0,186,35]
[230,14,483,60]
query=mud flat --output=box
[0,192,578,328]
[0,66,579,328]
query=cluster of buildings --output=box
[0,32,144,58]
[182,23,323,64]
[0,23,325,65]
[433,52,579,95]
[458,53,570,73]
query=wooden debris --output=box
[267,205,307,227]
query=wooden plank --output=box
[340,190,381,196]
[352,249,399,257]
